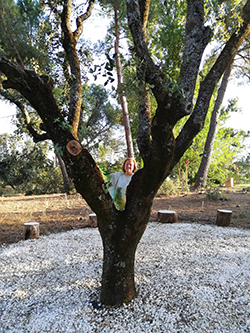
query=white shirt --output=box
[108,172,132,210]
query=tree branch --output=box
[0,55,67,144]
[126,0,166,102]
[0,7,25,68]
[74,0,95,42]
[0,88,50,142]
[178,0,213,113]
[139,0,150,34]
[135,0,152,161]
[61,0,90,139]
[127,0,190,146]
[173,0,250,165]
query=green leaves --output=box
[160,77,188,103]
[89,52,116,86]
[54,143,63,156]
[53,118,73,132]
[79,83,122,149]
[0,135,63,195]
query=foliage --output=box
[92,135,127,168]
[205,186,227,201]
[157,177,189,197]
[236,155,250,181]
[79,84,122,149]
[147,0,186,79]
[171,93,247,186]
[0,0,118,149]
[0,0,55,72]
[205,0,244,40]
[0,134,64,194]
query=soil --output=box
[1,188,250,246]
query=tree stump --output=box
[157,210,178,223]
[87,213,97,228]
[23,222,40,240]
[216,209,232,227]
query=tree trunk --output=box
[97,184,154,305]
[55,150,71,194]
[100,238,136,305]
[114,7,134,158]
[194,60,234,189]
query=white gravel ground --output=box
[0,222,250,333]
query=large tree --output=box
[1,0,250,306]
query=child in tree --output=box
[103,158,137,210]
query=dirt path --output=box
[1,189,250,246]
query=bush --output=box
[19,167,65,195]
[157,178,190,196]
[205,186,227,201]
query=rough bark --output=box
[178,0,213,112]
[23,222,40,240]
[136,0,152,162]
[194,60,234,189]
[173,11,250,166]
[61,0,94,139]
[216,209,232,227]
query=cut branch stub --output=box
[66,140,82,156]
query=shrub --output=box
[205,186,227,201]
[157,178,190,196]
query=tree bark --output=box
[100,235,137,305]
[97,191,153,305]
[216,209,232,226]
[23,222,40,240]
[114,7,134,158]
[157,210,178,223]
[194,60,234,189]
[55,150,71,194]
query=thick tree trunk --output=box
[100,239,136,305]
[194,60,233,189]
[97,182,154,305]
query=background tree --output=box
[0,134,64,194]
[1,0,250,306]
[194,60,234,188]
[113,0,134,157]
[79,83,122,149]
[192,0,250,188]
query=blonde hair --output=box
[122,158,137,174]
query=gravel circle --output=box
[0,223,250,333]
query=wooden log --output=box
[216,209,232,227]
[87,213,97,228]
[23,222,40,240]
[157,210,178,223]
